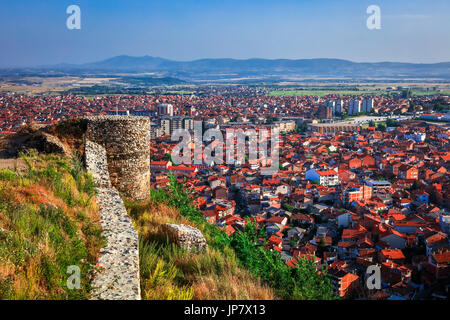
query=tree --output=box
[230,223,335,300]
[165,152,177,166]
[377,123,386,132]
[298,123,308,132]
[434,103,446,112]
[265,115,276,124]
[319,237,326,248]
[282,202,295,212]
[411,180,421,191]
[386,118,399,127]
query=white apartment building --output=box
[361,99,374,114]
[334,100,343,115]
[348,100,361,116]
[404,132,426,142]
[305,168,339,186]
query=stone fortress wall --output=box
[82,115,208,299]
[83,115,151,300]
[85,115,151,201]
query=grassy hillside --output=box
[125,175,335,300]
[126,200,275,300]
[0,150,104,299]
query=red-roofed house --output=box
[305,168,339,186]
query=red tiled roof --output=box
[381,249,405,260]
[432,251,450,264]
[316,170,338,176]
[168,166,197,171]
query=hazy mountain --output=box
[8,56,450,79]
[82,55,172,70]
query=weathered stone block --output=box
[162,223,207,252]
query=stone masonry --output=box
[85,115,151,201]
[85,139,141,300]
[85,140,111,188]
[162,223,207,252]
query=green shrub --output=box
[0,169,18,181]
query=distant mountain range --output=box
[7,55,450,80]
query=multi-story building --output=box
[366,180,392,192]
[319,104,333,119]
[305,168,339,186]
[156,116,194,137]
[404,132,426,142]
[334,100,343,115]
[158,103,174,117]
[169,116,194,133]
[348,100,361,116]
[361,99,374,114]
[343,184,372,204]
[160,117,171,136]
[398,165,419,180]
[328,269,360,298]
[439,213,450,236]
[150,121,159,139]
[273,120,297,133]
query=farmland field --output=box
[267,83,450,97]
[268,89,383,97]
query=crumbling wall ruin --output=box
[83,115,151,300]
[85,116,151,201]
[85,140,141,300]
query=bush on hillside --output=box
[141,174,335,300]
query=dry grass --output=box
[193,273,274,300]
[127,201,276,300]
[0,153,103,300]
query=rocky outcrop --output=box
[162,223,207,252]
[85,139,141,300]
[3,125,70,157]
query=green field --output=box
[268,89,385,97]
[268,87,450,97]
[409,89,450,96]
[147,91,194,95]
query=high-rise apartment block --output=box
[158,103,174,117]
[361,99,374,114]
[348,100,361,116]
[159,116,194,137]
[319,103,333,119]
[334,100,343,115]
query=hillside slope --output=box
[0,151,104,299]
[127,199,275,300]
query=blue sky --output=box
[0,0,449,67]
